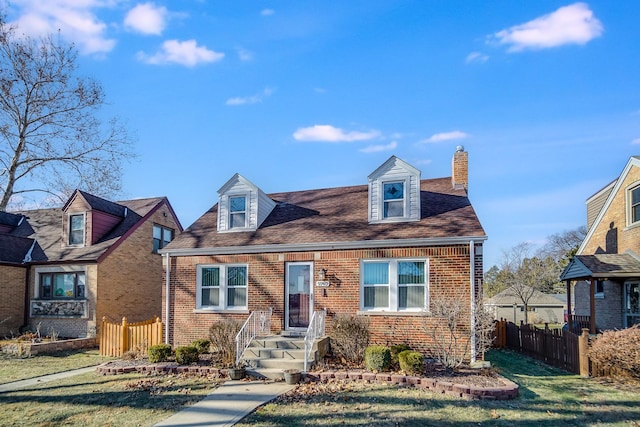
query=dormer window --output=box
[217,174,276,232]
[68,214,85,245]
[368,156,421,223]
[229,196,247,229]
[383,181,405,218]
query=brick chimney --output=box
[452,146,468,191]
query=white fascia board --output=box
[160,235,488,257]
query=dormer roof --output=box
[368,155,421,223]
[217,173,276,232]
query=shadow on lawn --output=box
[0,373,221,413]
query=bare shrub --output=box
[329,314,370,366]
[423,298,470,369]
[209,319,242,368]
[423,297,495,369]
[589,325,640,379]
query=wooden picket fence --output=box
[99,316,163,357]
[493,319,589,376]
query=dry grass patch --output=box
[0,349,111,384]
[0,370,223,426]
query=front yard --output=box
[0,349,639,426]
[236,350,640,426]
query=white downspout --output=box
[164,252,170,345]
[469,240,476,363]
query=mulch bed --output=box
[97,354,518,401]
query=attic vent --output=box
[124,208,128,217]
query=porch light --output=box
[318,268,327,281]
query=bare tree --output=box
[538,226,587,268]
[0,17,134,210]
[500,242,561,323]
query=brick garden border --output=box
[95,363,518,401]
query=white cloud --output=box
[293,125,381,142]
[422,130,470,143]
[631,138,640,145]
[314,87,327,94]
[261,9,275,16]
[138,39,224,67]
[9,0,116,54]
[124,2,167,35]
[226,87,274,106]
[492,2,603,52]
[236,47,254,61]
[466,51,489,64]
[360,141,398,153]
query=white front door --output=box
[624,282,640,328]
[286,262,313,331]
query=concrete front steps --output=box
[242,335,329,380]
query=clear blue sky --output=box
[5,1,640,269]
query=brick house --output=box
[561,156,640,332]
[0,190,182,338]
[161,148,487,359]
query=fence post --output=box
[121,317,128,356]
[578,328,590,377]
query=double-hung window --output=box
[630,186,640,225]
[40,272,86,299]
[383,182,405,218]
[197,265,248,310]
[153,224,174,253]
[229,196,247,229]
[361,259,427,311]
[68,214,85,245]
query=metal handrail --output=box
[235,308,272,367]
[304,309,326,372]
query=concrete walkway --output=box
[0,366,97,393]
[153,380,296,427]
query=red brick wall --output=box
[0,265,27,336]
[165,243,483,356]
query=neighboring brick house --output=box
[0,190,182,338]
[561,156,640,332]
[161,148,487,358]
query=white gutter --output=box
[164,252,170,345]
[469,240,476,363]
[160,235,488,257]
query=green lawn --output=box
[236,350,640,427]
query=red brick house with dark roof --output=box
[161,148,487,359]
[0,190,182,338]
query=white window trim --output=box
[222,193,249,232]
[360,258,429,312]
[626,183,640,228]
[34,265,88,299]
[196,264,248,311]
[68,212,86,246]
[375,177,411,223]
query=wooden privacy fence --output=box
[494,319,589,376]
[100,316,163,357]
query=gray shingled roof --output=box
[485,285,565,306]
[560,253,640,280]
[166,177,486,252]
[1,196,166,264]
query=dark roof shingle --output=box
[168,177,485,251]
